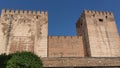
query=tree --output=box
[0,53,12,68]
[6,52,43,68]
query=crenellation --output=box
[41,11,45,16]
[15,10,19,14]
[109,12,113,16]
[24,10,28,14]
[20,10,24,14]
[45,11,48,16]
[48,36,53,39]
[99,11,103,15]
[6,9,10,14]
[1,9,5,14]
[103,11,107,15]
[28,11,32,15]
[84,10,113,16]
[48,36,82,40]
[11,10,15,14]
[33,11,36,15]
[1,9,47,16]
[37,11,41,15]
[94,10,97,14]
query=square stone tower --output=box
[76,10,120,57]
[0,9,48,57]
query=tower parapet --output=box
[1,9,48,16]
[48,36,81,39]
[83,10,113,16]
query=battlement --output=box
[1,9,48,16]
[48,36,82,39]
[83,10,113,16]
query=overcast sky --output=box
[0,0,120,36]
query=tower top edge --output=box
[83,10,113,16]
[1,9,48,15]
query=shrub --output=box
[6,52,43,68]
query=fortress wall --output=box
[48,36,85,57]
[83,10,120,57]
[42,57,120,67]
[0,17,6,54]
[9,36,34,53]
[0,9,48,57]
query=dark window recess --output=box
[36,16,38,19]
[11,15,13,18]
[106,16,107,19]
[99,19,103,22]
[81,23,82,26]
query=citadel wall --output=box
[48,36,85,57]
[76,10,120,57]
[0,9,120,58]
[0,9,48,57]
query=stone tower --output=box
[0,9,48,57]
[76,10,120,57]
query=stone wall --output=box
[0,16,6,54]
[48,36,85,57]
[42,57,120,67]
[0,9,120,58]
[0,9,48,57]
[76,10,120,57]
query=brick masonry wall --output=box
[48,36,85,57]
[0,9,48,57]
[42,57,120,67]
[85,10,120,57]
[76,10,120,57]
[0,16,6,53]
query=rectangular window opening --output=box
[99,19,103,22]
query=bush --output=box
[0,53,12,68]
[0,52,43,68]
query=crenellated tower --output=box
[76,10,120,57]
[0,9,48,57]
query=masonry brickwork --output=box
[0,9,120,67]
[42,57,120,67]
[0,9,48,57]
[48,36,85,57]
[76,10,120,57]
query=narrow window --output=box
[99,19,103,22]
[81,23,82,26]
[36,16,39,19]
[106,16,107,19]
[93,14,95,17]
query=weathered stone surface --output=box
[48,36,85,57]
[0,9,120,67]
[76,10,120,57]
[42,57,120,67]
[0,9,48,57]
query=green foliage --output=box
[0,53,12,68]
[6,52,43,68]
[0,52,43,68]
